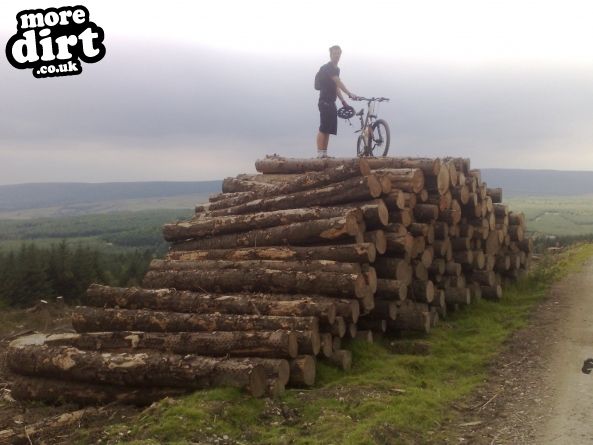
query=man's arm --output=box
[336,87,348,107]
[331,76,356,99]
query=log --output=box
[364,230,387,255]
[384,191,406,211]
[167,243,376,263]
[470,270,496,286]
[357,319,387,332]
[319,333,334,358]
[7,341,267,396]
[164,207,362,241]
[289,355,316,387]
[202,175,382,217]
[428,258,446,275]
[389,302,430,333]
[222,159,370,195]
[481,285,503,300]
[247,358,290,386]
[142,268,372,301]
[169,215,360,251]
[72,307,319,334]
[150,258,364,277]
[385,232,414,255]
[375,279,408,300]
[355,330,374,342]
[373,168,424,193]
[247,157,408,183]
[254,156,370,174]
[86,285,336,324]
[487,187,502,203]
[324,316,347,338]
[252,296,358,323]
[388,209,413,226]
[35,330,300,359]
[9,375,188,406]
[328,349,352,371]
[344,199,389,228]
[410,280,435,304]
[373,257,411,282]
[413,204,439,222]
[444,287,471,305]
[366,300,397,320]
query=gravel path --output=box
[440,259,593,444]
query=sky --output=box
[1,0,593,184]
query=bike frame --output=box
[356,100,377,136]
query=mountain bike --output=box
[353,96,390,157]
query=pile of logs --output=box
[6,155,532,404]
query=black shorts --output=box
[318,100,337,135]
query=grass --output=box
[82,243,593,445]
[508,195,593,236]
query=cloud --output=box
[1,38,593,184]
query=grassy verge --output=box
[86,244,593,445]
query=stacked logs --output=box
[6,155,531,404]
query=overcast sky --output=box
[1,0,593,185]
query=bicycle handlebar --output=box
[353,96,390,102]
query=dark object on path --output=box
[582,358,593,374]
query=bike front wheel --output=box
[371,119,390,157]
[356,134,366,157]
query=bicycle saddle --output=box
[337,105,355,119]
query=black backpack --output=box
[314,68,322,91]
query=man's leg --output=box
[316,131,329,158]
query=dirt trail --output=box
[536,260,593,444]
[443,259,593,444]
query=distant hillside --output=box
[0,181,222,218]
[481,169,593,197]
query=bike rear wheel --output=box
[371,119,390,157]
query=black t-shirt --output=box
[318,62,340,103]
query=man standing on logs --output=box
[316,45,358,159]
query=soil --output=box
[439,258,593,444]
[0,303,140,444]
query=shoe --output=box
[317,150,328,159]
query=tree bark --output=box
[372,168,424,193]
[385,232,414,255]
[167,243,376,263]
[142,268,372,300]
[86,284,336,324]
[220,158,370,196]
[375,279,408,300]
[481,285,502,300]
[164,207,363,241]
[343,199,389,228]
[35,330,299,359]
[72,307,319,334]
[150,258,364,276]
[363,229,387,254]
[289,356,316,387]
[444,287,471,305]
[202,175,382,217]
[9,375,187,406]
[7,342,267,397]
[169,215,361,251]
[328,349,352,371]
[388,301,430,333]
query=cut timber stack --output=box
[6,155,532,405]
